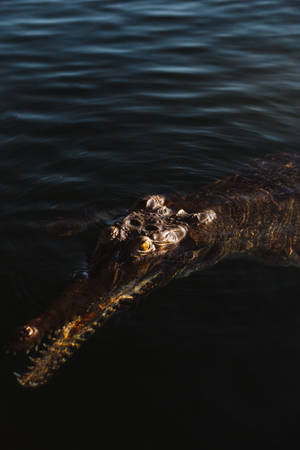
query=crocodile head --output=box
[87,195,219,301]
[7,195,218,387]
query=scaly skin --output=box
[6,152,300,387]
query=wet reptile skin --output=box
[6,152,300,387]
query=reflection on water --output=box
[1,0,300,446]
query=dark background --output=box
[1,1,300,448]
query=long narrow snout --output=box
[8,254,168,387]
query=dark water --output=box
[2,1,300,447]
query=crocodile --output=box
[6,152,300,387]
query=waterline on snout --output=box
[15,271,162,387]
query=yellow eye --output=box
[140,240,150,251]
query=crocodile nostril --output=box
[19,325,39,341]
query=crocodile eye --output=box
[140,240,150,251]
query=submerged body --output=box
[7,152,300,387]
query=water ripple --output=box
[1,0,300,205]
